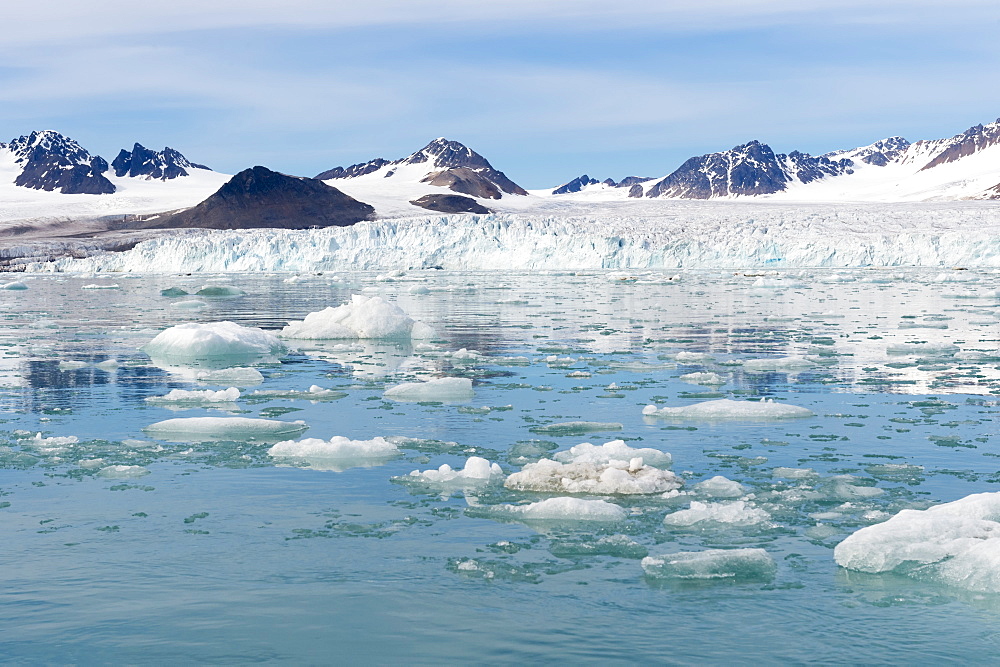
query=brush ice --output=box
[143,321,286,362]
[505,457,683,495]
[643,399,813,420]
[834,492,1000,592]
[145,387,240,404]
[490,497,626,522]
[663,500,772,527]
[249,385,347,401]
[642,548,776,581]
[281,295,434,340]
[144,417,307,441]
[268,435,399,459]
[383,377,473,401]
[551,440,672,468]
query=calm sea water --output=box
[2,268,1000,663]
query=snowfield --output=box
[33,202,1000,272]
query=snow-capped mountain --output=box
[315,138,526,216]
[3,130,115,195]
[112,143,210,180]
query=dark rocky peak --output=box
[646,140,789,199]
[552,174,599,195]
[315,158,390,180]
[138,165,374,230]
[780,150,854,184]
[827,136,910,167]
[921,119,1000,171]
[410,193,491,214]
[614,176,653,189]
[112,143,209,180]
[7,130,115,195]
[403,137,493,171]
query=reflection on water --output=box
[1,268,1000,662]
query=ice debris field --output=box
[5,267,1000,662]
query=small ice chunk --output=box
[693,476,745,498]
[772,467,817,479]
[643,399,813,421]
[0,281,28,290]
[384,377,473,401]
[679,371,725,385]
[491,497,626,521]
[886,342,959,356]
[552,440,672,468]
[404,456,503,483]
[742,356,816,373]
[268,435,399,459]
[82,283,120,290]
[143,321,286,362]
[195,367,265,386]
[674,351,714,363]
[144,417,307,441]
[642,548,776,581]
[171,299,207,309]
[505,457,682,495]
[834,492,1000,592]
[146,387,240,404]
[663,500,771,527]
[160,287,189,296]
[97,465,150,479]
[195,285,244,297]
[58,361,90,371]
[249,385,347,401]
[281,295,434,340]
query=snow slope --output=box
[35,203,1000,272]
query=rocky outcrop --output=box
[920,120,1000,171]
[112,143,209,180]
[553,175,599,195]
[410,193,491,214]
[421,167,502,199]
[315,158,390,180]
[138,166,374,230]
[8,130,115,194]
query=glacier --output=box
[30,204,1000,272]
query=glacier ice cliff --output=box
[31,206,1000,272]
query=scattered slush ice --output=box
[505,457,683,495]
[642,548,777,581]
[551,440,672,468]
[383,377,473,401]
[97,465,150,479]
[643,399,814,420]
[663,500,772,527]
[489,497,626,522]
[146,387,241,404]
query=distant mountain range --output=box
[2,117,1000,232]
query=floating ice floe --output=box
[528,421,623,436]
[383,377,473,401]
[160,287,189,296]
[488,497,627,522]
[97,465,150,479]
[281,295,434,340]
[268,435,399,460]
[886,342,959,356]
[679,371,725,386]
[692,476,746,498]
[674,351,715,363]
[195,367,265,386]
[0,281,28,290]
[834,492,1000,593]
[144,417,307,441]
[742,356,817,373]
[505,457,682,495]
[663,500,772,527]
[145,387,241,404]
[143,321,286,363]
[171,299,207,309]
[551,440,672,468]
[82,283,120,290]
[22,432,79,454]
[58,360,90,371]
[248,385,347,401]
[195,285,244,297]
[399,456,504,486]
[643,398,813,421]
[641,548,776,581]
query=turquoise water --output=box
[2,269,1000,663]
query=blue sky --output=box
[2,1,999,188]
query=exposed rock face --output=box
[628,184,644,198]
[409,193,491,214]
[139,166,374,230]
[8,130,115,194]
[421,167,502,199]
[553,174,599,195]
[826,137,910,167]
[615,176,653,188]
[316,137,527,197]
[920,119,1000,171]
[112,143,209,180]
[646,140,854,199]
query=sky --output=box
[1,1,999,188]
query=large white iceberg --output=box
[281,295,434,340]
[643,398,814,420]
[834,492,1000,592]
[142,321,286,362]
[268,435,399,459]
